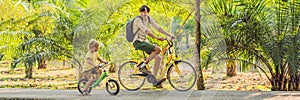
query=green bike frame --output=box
[92,70,108,88]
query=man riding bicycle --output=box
[131,5,176,88]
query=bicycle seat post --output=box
[136,49,147,61]
[142,51,146,61]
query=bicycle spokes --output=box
[167,61,196,91]
[107,82,116,88]
[118,61,146,91]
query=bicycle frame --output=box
[156,40,181,79]
[91,70,107,88]
[130,40,182,79]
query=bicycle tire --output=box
[106,79,120,95]
[77,78,92,95]
[118,61,145,91]
[167,60,197,92]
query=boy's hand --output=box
[94,65,99,68]
[103,61,108,64]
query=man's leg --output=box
[153,55,162,77]
[142,46,166,88]
[139,46,161,73]
[144,46,161,64]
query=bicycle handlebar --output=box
[98,63,110,68]
[164,38,174,47]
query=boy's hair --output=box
[88,39,99,49]
[139,5,150,13]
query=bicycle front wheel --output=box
[118,61,145,91]
[106,79,120,95]
[167,60,196,92]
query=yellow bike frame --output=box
[130,40,181,79]
[156,40,181,79]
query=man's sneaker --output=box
[153,78,166,88]
[139,66,150,73]
[138,63,150,73]
[153,84,163,88]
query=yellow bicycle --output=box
[118,39,196,91]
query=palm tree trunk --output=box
[108,63,116,73]
[271,72,300,91]
[195,0,205,90]
[226,60,237,77]
[38,59,47,69]
[297,74,300,90]
[25,64,33,78]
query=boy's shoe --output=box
[82,90,89,96]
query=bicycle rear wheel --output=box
[167,60,196,92]
[118,61,145,91]
[77,78,92,95]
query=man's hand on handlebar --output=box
[170,35,176,40]
[157,37,165,41]
[164,35,176,41]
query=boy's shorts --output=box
[133,40,155,54]
[82,67,98,79]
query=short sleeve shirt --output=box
[83,51,98,71]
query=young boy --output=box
[82,39,107,95]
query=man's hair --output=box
[88,39,99,49]
[139,5,150,13]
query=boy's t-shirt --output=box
[83,51,98,71]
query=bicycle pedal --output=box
[153,84,163,88]
[133,73,148,77]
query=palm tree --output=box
[261,0,300,91]
[228,0,300,91]
[10,0,86,78]
[208,0,300,91]
[208,0,240,77]
[11,37,73,78]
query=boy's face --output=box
[91,45,99,52]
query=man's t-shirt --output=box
[132,16,161,42]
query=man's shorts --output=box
[133,40,155,54]
[82,67,98,79]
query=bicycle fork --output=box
[173,61,182,76]
[157,61,182,79]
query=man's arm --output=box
[146,30,165,41]
[158,28,172,37]
[148,16,174,38]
